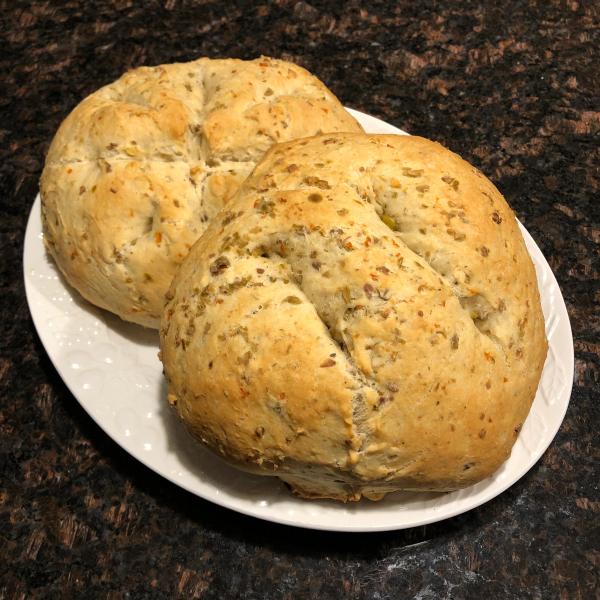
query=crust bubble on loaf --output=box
[160,133,548,502]
[40,56,362,328]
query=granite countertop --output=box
[1,1,598,598]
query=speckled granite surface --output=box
[1,1,598,598]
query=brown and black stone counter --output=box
[1,1,598,598]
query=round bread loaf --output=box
[160,133,548,502]
[40,57,362,327]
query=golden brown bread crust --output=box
[40,56,362,327]
[160,133,548,502]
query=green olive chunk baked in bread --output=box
[159,133,548,502]
[40,56,362,328]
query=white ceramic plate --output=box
[24,109,574,532]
